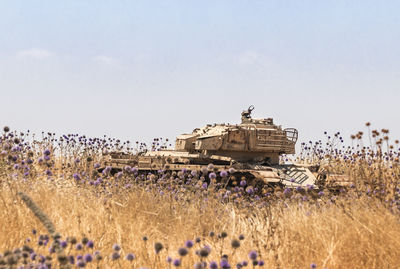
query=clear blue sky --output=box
[1,1,399,148]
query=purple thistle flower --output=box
[209,172,217,179]
[240,180,247,187]
[185,240,194,248]
[76,243,83,250]
[220,170,228,177]
[60,241,67,248]
[103,166,112,174]
[44,155,50,161]
[249,250,258,260]
[246,187,254,194]
[311,263,317,269]
[30,253,37,260]
[220,259,231,269]
[202,182,208,189]
[209,261,218,269]
[178,247,188,256]
[43,149,51,156]
[76,260,86,267]
[131,167,138,174]
[86,240,94,248]
[125,253,135,261]
[283,188,291,194]
[173,259,181,267]
[242,261,248,266]
[45,169,52,176]
[84,254,93,263]
[258,260,265,266]
[111,252,120,260]
[112,244,121,251]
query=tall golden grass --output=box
[1,177,399,268]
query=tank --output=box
[105,106,322,189]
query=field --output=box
[0,126,399,269]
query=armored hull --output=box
[104,106,322,189]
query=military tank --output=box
[104,106,323,189]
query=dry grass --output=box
[1,178,400,269]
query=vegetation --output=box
[0,125,399,269]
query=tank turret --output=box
[174,105,298,165]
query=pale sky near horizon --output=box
[1,1,399,149]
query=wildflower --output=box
[173,259,181,267]
[73,173,81,181]
[3,126,10,132]
[76,243,83,250]
[185,240,194,248]
[318,191,324,196]
[220,259,231,269]
[111,252,120,260]
[125,253,135,261]
[131,167,138,174]
[238,234,245,240]
[311,263,317,269]
[30,253,37,260]
[209,261,218,269]
[249,250,257,260]
[209,172,217,179]
[86,240,94,248]
[43,149,51,156]
[258,260,265,266]
[112,244,121,251]
[178,247,188,256]
[94,163,100,169]
[84,254,93,263]
[207,163,214,171]
[60,241,67,248]
[199,247,210,258]
[76,260,86,267]
[103,166,112,174]
[201,166,208,174]
[246,187,254,195]
[240,180,247,187]
[202,182,208,189]
[231,239,240,249]
[167,256,172,263]
[220,170,228,177]
[154,242,164,254]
